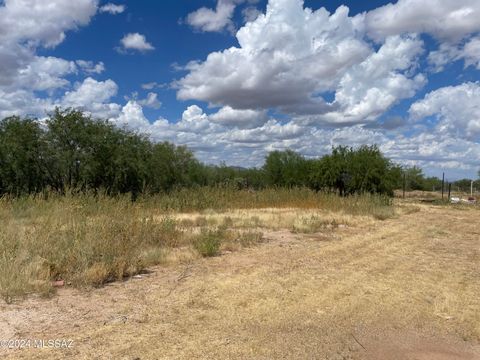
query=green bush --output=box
[193,230,222,257]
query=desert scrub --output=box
[140,187,394,216]
[0,193,180,301]
[292,215,341,233]
[193,229,223,257]
[0,188,393,301]
[157,216,181,247]
[235,231,263,247]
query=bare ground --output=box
[1,203,479,359]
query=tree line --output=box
[401,166,480,193]
[1,109,476,198]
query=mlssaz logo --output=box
[34,339,74,349]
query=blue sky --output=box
[1,0,479,179]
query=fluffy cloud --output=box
[179,1,431,127]
[12,56,77,91]
[409,82,480,139]
[0,0,98,48]
[463,38,480,69]
[186,0,259,33]
[63,77,117,105]
[0,1,119,121]
[0,89,54,119]
[0,0,103,119]
[428,36,480,71]
[186,0,237,33]
[119,33,155,52]
[311,35,426,124]
[141,82,166,90]
[363,0,480,42]
[115,101,151,130]
[0,0,98,89]
[209,106,268,128]
[76,60,105,74]
[242,6,262,23]
[178,1,371,122]
[179,0,480,130]
[61,77,121,118]
[99,3,125,15]
[138,92,162,109]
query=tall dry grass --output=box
[0,188,393,302]
[0,193,176,302]
[140,187,393,215]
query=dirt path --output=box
[1,204,479,359]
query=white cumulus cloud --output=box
[76,60,105,74]
[119,33,155,53]
[178,0,371,122]
[179,0,480,129]
[99,3,125,15]
[61,77,121,118]
[428,36,480,71]
[138,92,162,109]
[312,35,426,125]
[363,0,480,42]
[209,106,268,128]
[409,82,480,140]
[186,0,237,33]
[185,0,260,33]
[0,0,98,48]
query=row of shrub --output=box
[1,108,462,197]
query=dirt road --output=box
[1,203,479,359]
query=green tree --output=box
[309,145,398,196]
[0,116,48,195]
[147,142,199,192]
[403,166,425,191]
[0,108,436,199]
[264,150,308,187]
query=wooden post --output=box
[441,172,445,200]
[403,172,406,199]
[448,183,451,202]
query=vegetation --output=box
[0,108,438,198]
[3,200,479,358]
[193,229,222,257]
[451,178,480,193]
[0,109,203,198]
[0,189,393,302]
[0,108,476,303]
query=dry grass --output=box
[0,201,478,359]
[140,187,393,214]
[172,208,376,231]
[0,189,393,302]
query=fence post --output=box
[448,183,451,202]
[441,172,445,200]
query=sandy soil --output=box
[1,202,479,359]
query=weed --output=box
[193,230,222,257]
[237,231,263,247]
